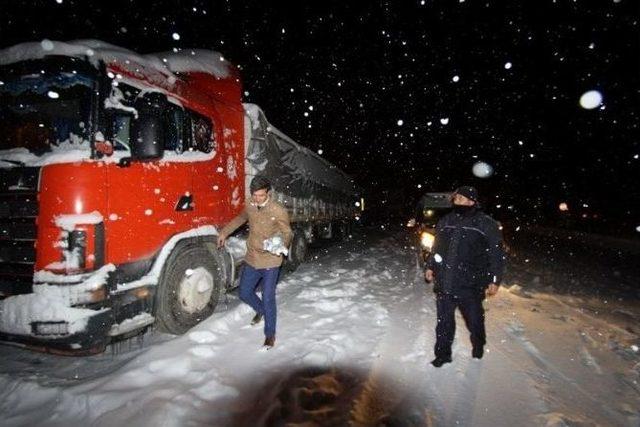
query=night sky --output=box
[2,0,639,232]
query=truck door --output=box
[188,108,229,227]
[104,88,192,267]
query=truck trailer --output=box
[0,40,360,354]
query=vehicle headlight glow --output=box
[420,231,435,249]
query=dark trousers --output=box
[434,293,486,358]
[238,264,281,338]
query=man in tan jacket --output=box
[217,176,293,349]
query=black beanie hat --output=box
[250,176,272,193]
[454,186,479,203]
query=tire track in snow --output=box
[504,317,628,425]
[348,249,434,425]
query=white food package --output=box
[263,235,289,256]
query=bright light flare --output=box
[420,231,435,249]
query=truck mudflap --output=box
[0,264,117,354]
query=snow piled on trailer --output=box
[243,102,360,197]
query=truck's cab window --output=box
[187,110,215,153]
[112,114,132,151]
[164,106,185,153]
[106,82,140,152]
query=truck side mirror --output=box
[131,93,166,161]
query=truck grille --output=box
[0,167,39,297]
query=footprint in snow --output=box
[312,318,335,328]
[505,320,525,336]
[191,379,239,401]
[189,330,217,344]
[147,357,192,379]
[189,346,216,359]
[399,351,425,362]
[302,345,336,366]
[318,277,342,286]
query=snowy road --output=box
[1,227,639,426]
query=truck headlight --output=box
[420,231,435,250]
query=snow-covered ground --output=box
[1,226,639,426]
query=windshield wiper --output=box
[0,159,26,167]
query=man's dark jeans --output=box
[238,264,281,338]
[434,293,486,358]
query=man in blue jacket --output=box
[424,186,505,367]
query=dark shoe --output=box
[472,347,484,359]
[250,313,263,326]
[431,357,452,368]
[263,336,275,349]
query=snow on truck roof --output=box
[0,39,234,80]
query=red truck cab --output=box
[0,40,247,353]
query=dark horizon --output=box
[2,0,638,233]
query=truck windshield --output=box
[0,63,94,159]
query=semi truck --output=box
[0,40,360,354]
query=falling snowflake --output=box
[472,161,494,178]
[579,90,603,109]
[41,39,54,51]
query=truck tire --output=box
[283,232,308,272]
[155,241,222,334]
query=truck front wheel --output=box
[155,241,222,334]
